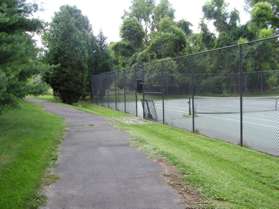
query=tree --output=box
[202,0,241,46]
[177,19,192,35]
[0,0,42,111]
[111,41,135,67]
[142,17,187,59]
[111,17,145,68]
[153,0,175,30]
[93,31,113,74]
[249,1,274,35]
[44,5,93,104]
[200,21,216,49]
[246,0,279,31]
[120,17,145,49]
[126,0,155,43]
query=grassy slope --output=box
[0,102,64,209]
[76,102,279,209]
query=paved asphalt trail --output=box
[33,100,185,209]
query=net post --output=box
[239,45,244,147]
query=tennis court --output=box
[92,37,279,156]
[114,96,279,156]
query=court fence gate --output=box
[92,36,279,156]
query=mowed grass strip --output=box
[0,102,64,209]
[76,102,279,209]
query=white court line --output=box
[210,112,276,123]
[199,114,277,129]
[233,114,276,123]
[155,105,277,129]
[156,103,277,123]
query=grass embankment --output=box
[76,102,279,209]
[0,102,64,209]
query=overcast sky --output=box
[30,0,250,42]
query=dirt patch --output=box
[156,158,209,209]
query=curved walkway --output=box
[34,100,185,209]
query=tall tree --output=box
[202,0,241,46]
[120,17,145,49]
[127,0,155,42]
[177,19,193,35]
[111,41,135,68]
[93,31,113,74]
[249,1,275,36]
[246,0,279,32]
[200,21,216,49]
[139,17,187,60]
[153,0,175,30]
[0,0,42,111]
[44,5,94,104]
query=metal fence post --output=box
[239,45,244,146]
[135,92,138,116]
[134,69,138,117]
[162,92,165,124]
[191,71,195,133]
[142,68,145,118]
[162,70,165,124]
[114,71,117,110]
[123,84,127,113]
[142,65,145,119]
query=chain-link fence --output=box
[92,36,279,156]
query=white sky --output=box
[30,0,250,42]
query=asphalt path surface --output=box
[32,99,185,209]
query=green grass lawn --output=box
[75,102,279,209]
[0,102,64,209]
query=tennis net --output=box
[188,96,279,115]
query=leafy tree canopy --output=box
[0,0,43,111]
[120,17,145,50]
[153,0,175,30]
[177,19,193,35]
[246,0,279,31]
[43,5,95,103]
[93,31,113,74]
